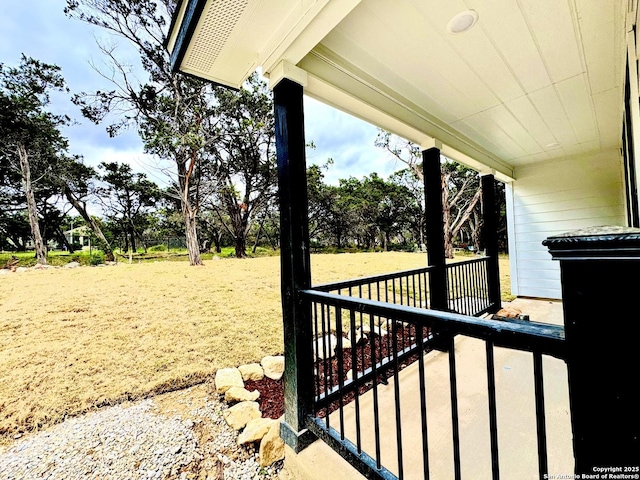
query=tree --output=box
[389,168,425,246]
[375,130,483,257]
[208,75,277,258]
[97,161,160,253]
[65,0,220,265]
[53,157,115,260]
[0,56,70,264]
[307,162,337,242]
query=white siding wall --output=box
[506,149,626,299]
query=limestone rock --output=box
[224,386,260,403]
[64,262,80,269]
[215,367,244,394]
[361,323,387,337]
[16,266,29,273]
[223,401,261,430]
[259,419,285,467]
[31,264,53,270]
[346,328,364,347]
[496,306,523,319]
[313,334,338,360]
[237,417,275,445]
[238,363,264,381]
[261,355,285,381]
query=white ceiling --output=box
[307,0,626,168]
[169,0,628,179]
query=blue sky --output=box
[1,0,399,186]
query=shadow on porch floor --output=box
[282,298,573,480]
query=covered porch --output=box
[167,0,639,477]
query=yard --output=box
[0,252,511,445]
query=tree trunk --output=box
[63,186,114,261]
[17,145,47,265]
[441,173,454,259]
[128,226,137,253]
[252,217,266,254]
[235,235,246,258]
[213,233,222,254]
[56,225,74,252]
[178,151,203,266]
[184,207,202,265]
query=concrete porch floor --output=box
[283,298,574,480]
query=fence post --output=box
[544,226,640,474]
[422,146,448,311]
[273,77,316,452]
[481,173,501,312]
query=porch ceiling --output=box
[168,0,627,180]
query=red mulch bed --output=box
[246,323,432,420]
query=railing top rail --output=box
[446,255,490,266]
[312,265,435,292]
[301,289,566,359]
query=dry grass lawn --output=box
[0,252,510,444]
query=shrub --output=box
[89,253,105,266]
[148,244,167,252]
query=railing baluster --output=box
[349,309,362,454]
[469,262,479,312]
[534,352,549,478]
[418,324,430,479]
[370,311,382,469]
[452,264,461,313]
[486,340,500,480]
[417,271,423,309]
[389,278,394,305]
[412,273,417,308]
[335,307,345,440]
[321,303,330,429]
[392,316,405,479]
[313,302,320,401]
[478,260,485,308]
[465,262,473,315]
[454,264,463,314]
[449,336,462,480]
[385,279,391,357]
[405,275,410,306]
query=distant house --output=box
[63,226,91,251]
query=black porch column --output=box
[543,227,640,474]
[422,147,448,311]
[273,78,315,451]
[480,174,501,312]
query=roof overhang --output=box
[168,0,361,89]
[168,0,630,183]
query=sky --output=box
[0,0,402,187]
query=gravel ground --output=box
[0,384,284,480]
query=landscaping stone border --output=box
[214,355,286,468]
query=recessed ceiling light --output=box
[446,10,479,34]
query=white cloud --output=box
[304,97,403,184]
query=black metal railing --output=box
[301,290,566,480]
[314,257,496,317]
[314,266,433,309]
[446,257,492,316]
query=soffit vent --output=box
[184,0,248,72]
